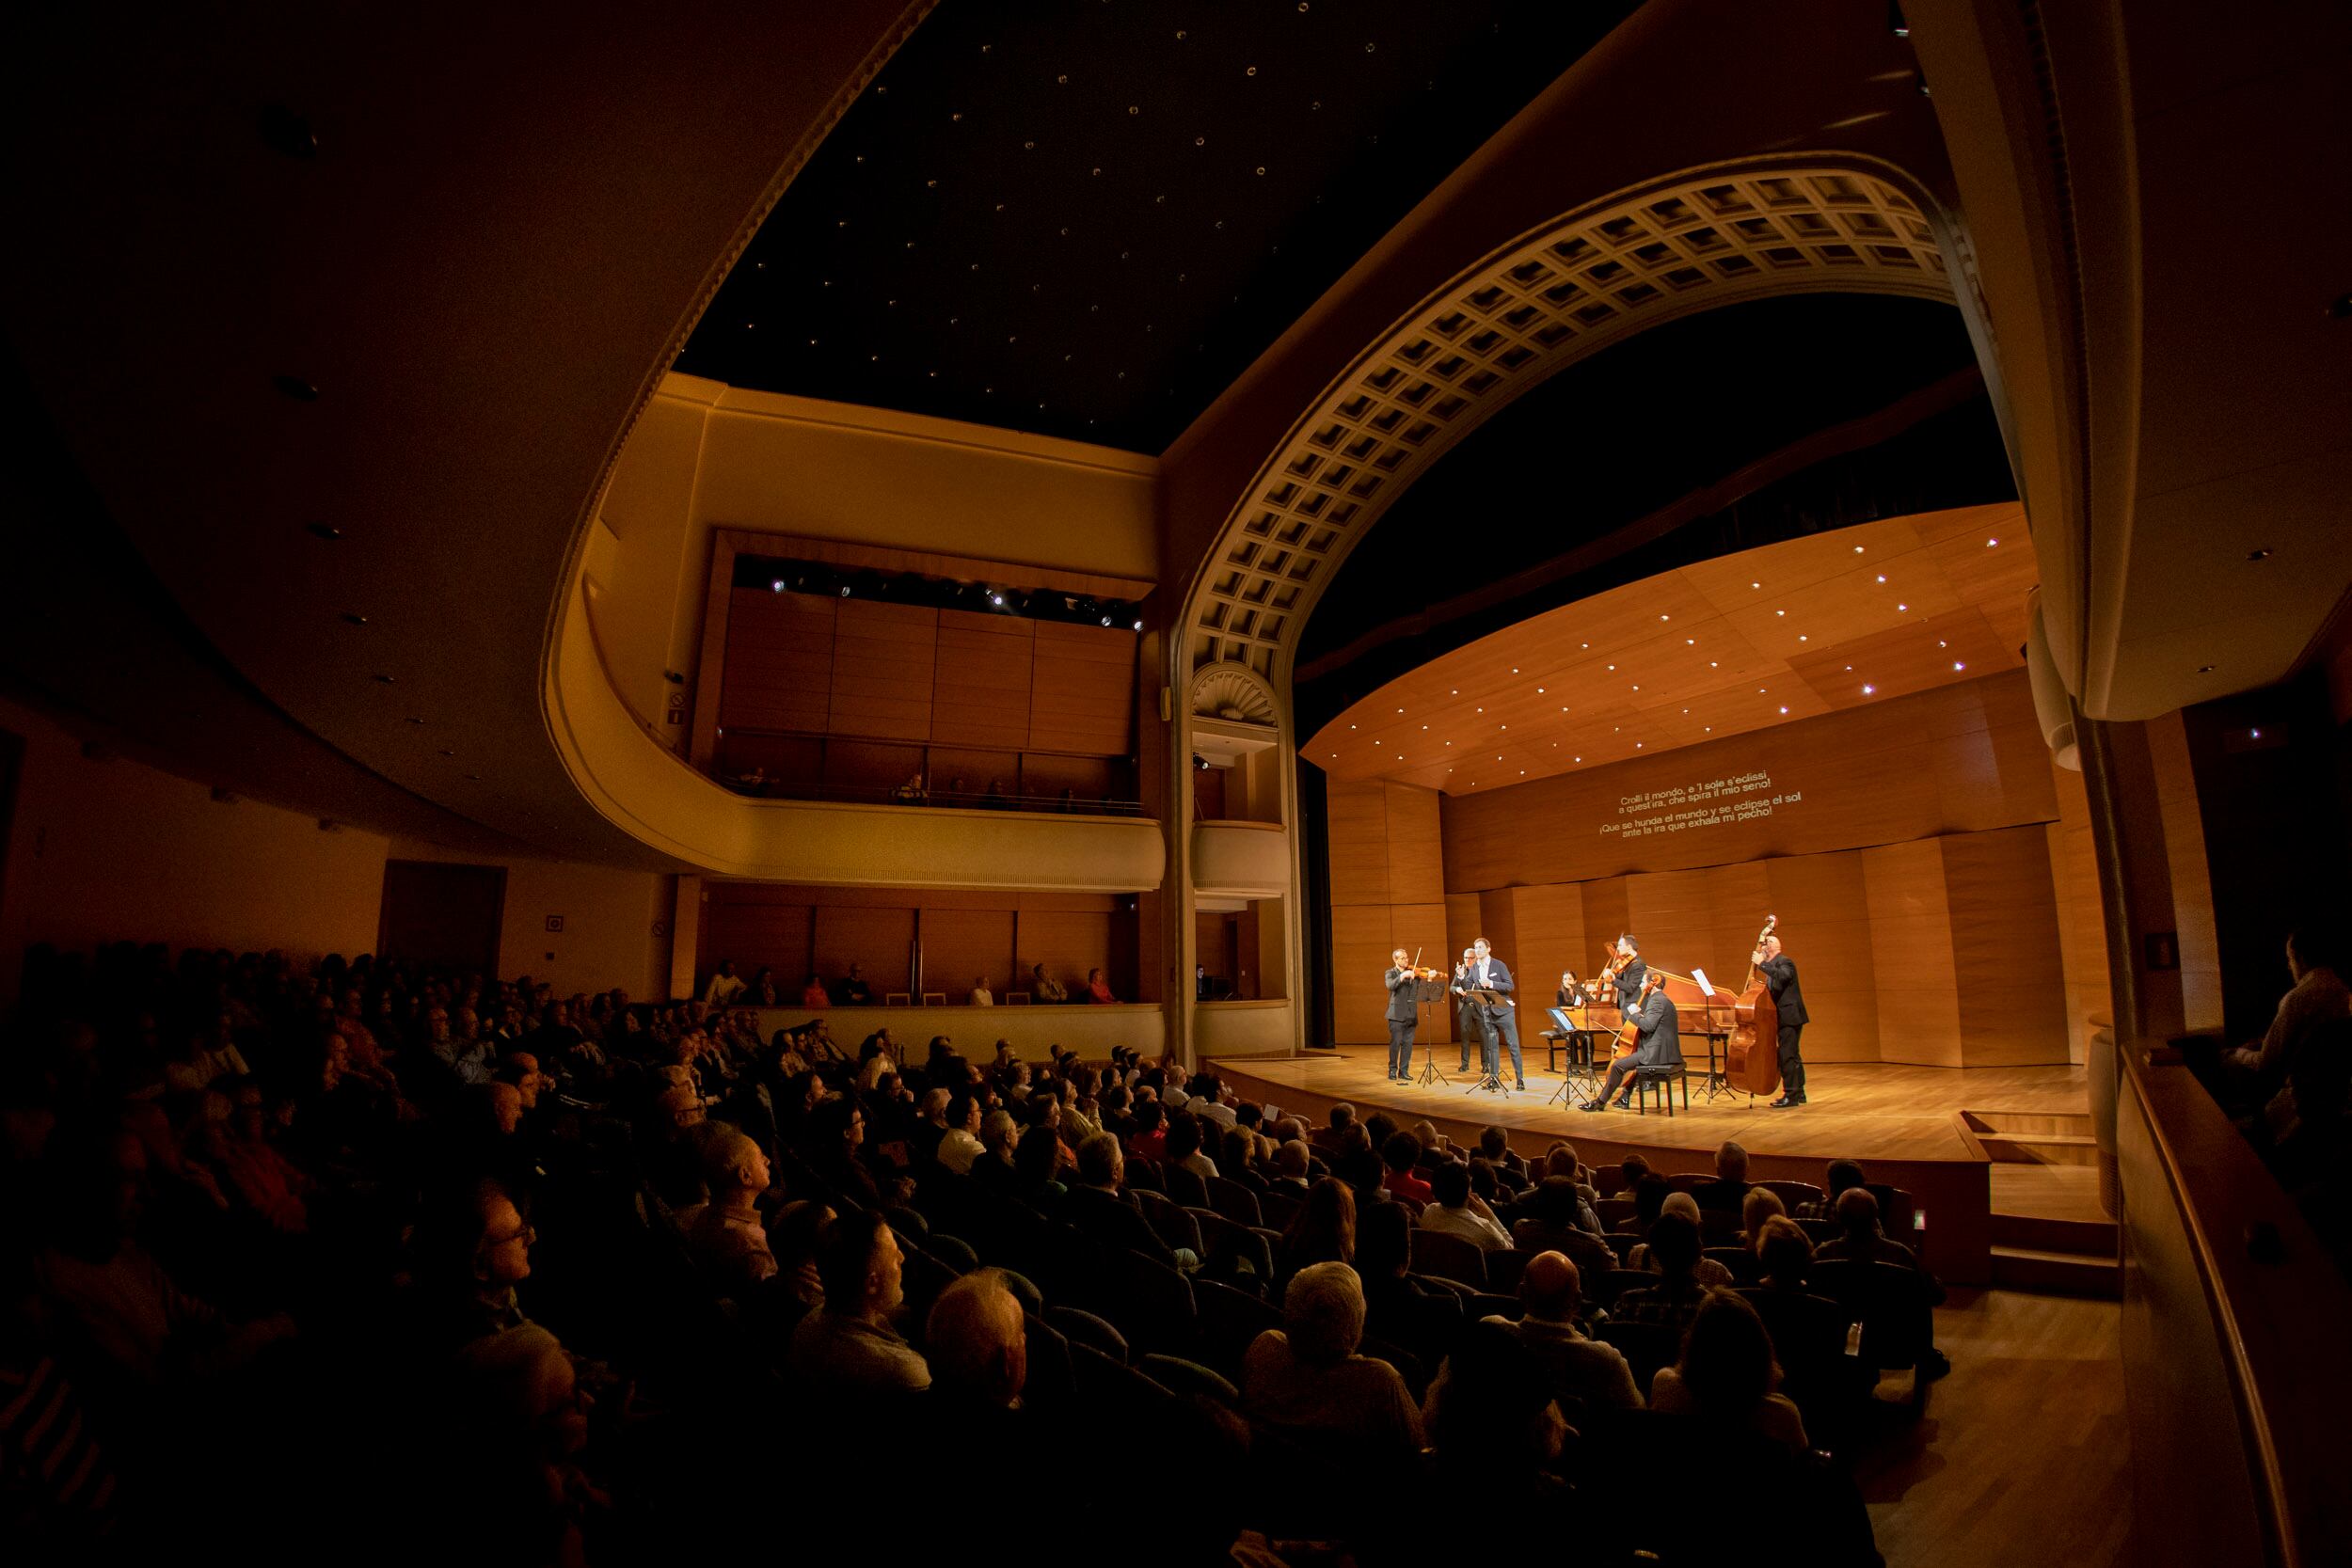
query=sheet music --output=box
[1692,967,1715,996]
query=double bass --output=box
[1726,914,1781,1096]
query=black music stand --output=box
[1460,990,1514,1098]
[1544,1006,1600,1107]
[1686,972,1739,1103]
[1412,974,1453,1087]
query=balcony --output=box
[1191,818,1290,897]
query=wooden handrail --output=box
[2120,1039,2352,1565]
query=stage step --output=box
[1962,1109,2101,1166]
[1991,1243,2120,1298]
[1991,1209,2117,1258]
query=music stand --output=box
[1412,974,1453,1087]
[1544,1006,1600,1107]
[1687,967,1738,1103]
[1460,990,1514,1098]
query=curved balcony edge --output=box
[1190,818,1292,898]
[545,583,1165,890]
[1195,999,1296,1057]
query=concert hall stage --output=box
[1207,1044,2097,1287]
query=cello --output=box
[1726,914,1780,1096]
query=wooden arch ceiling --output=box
[1303,501,2038,793]
[1184,161,1963,683]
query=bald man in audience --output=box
[675,1126,778,1297]
[1490,1251,1643,1411]
[925,1268,1027,1413]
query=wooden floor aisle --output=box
[1858,1289,2129,1568]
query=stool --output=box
[1634,1065,1688,1116]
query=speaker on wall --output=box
[2025,588,2080,771]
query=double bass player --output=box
[1756,931,1810,1108]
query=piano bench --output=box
[1633,1066,1689,1117]
[1543,1029,1598,1073]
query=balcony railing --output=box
[711,775,1146,816]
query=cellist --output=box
[1581,968,1679,1112]
[1756,930,1811,1108]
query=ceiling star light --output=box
[1863,684,1876,694]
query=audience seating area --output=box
[0,938,1968,1564]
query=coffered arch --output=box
[1181,158,1963,682]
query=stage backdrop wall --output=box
[1327,672,2089,1067]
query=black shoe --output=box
[1612,1097,1633,1111]
[1770,1095,1801,1109]
[1515,1082,1527,1092]
[1578,1100,1606,1113]
[1920,1348,1952,1381]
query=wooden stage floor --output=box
[1210,1043,2088,1166]
[1208,1045,2091,1283]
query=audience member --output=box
[785,1211,930,1393]
[1646,1290,1807,1451]
[1418,1161,1511,1252]
[1242,1262,1423,1457]
[1492,1250,1642,1410]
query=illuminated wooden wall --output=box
[1326,672,2087,1065]
[1325,780,1455,1050]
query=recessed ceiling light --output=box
[1863,684,1876,694]
[1775,610,1786,617]
[373,673,394,684]
[1685,639,1694,645]
[1798,635,1807,641]
[1636,742,1644,749]
[1987,538,1998,546]
[1854,546,1866,553]
[1897,603,1908,611]
[1953,661,1965,671]
[1349,724,1356,730]
[1421,724,1428,730]
[1607,664,1616,672]
[1709,661,1718,668]
[1660,614,1669,622]
[1512,667,1519,673]
[1581,642,1589,649]
[1536,687,1545,693]
[306,522,342,541]
[1876,575,1886,583]
[1751,582,1760,590]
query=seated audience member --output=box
[1418,1160,1512,1252]
[1012,1124,1068,1206]
[704,960,746,1007]
[1510,1176,1618,1280]
[1629,1193,1734,1286]
[1082,967,1118,1005]
[1268,1140,1313,1199]
[969,1109,1022,1194]
[1740,1185,1788,1249]
[1187,1073,1238,1129]
[1355,1200,1458,1363]
[922,1268,1027,1428]
[1743,1217,1851,1397]
[211,1082,317,1233]
[450,1324,607,1564]
[1695,1140,1754,1212]
[935,1092,986,1177]
[1616,1172,1671,1235]
[1218,1124,1262,1187]
[432,1005,496,1086]
[164,1014,250,1098]
[968,976,994,1006]
[1493,1250,1642,1410]
[1279,1176,1358,1279]
[1422,1322,1569,1507]
[1380,1132,1433,1209]
[767,1199,834,1320]
[832,964,873,1007]
[1125,1097,1168,1164]
[1028,963,1068,1005]
[1795,1159,1867,1221]
[1165,1109,1217,1181]
[785,1210,930,1393]
[1242,1262,1423,1457]
[676,1127,778,1297]
[808,1096,892,1210]
[411,1177,538,1350]
[800,974,830,1007]
[1816,1188,1920,1269]
[1612,1212,1712,1332]
[2219,927,2350,1110]
[1647,1290,1807,1452]
[1066,1133,1183,1269]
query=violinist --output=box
[1606,936,1648,1010]
[1756,932,1811,1108]
[1384,948,1436,1083]
[1582,969,1680,1112]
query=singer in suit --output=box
[1583,972,1681,1111]
[1461,938,1524,1091]
[1384,949,1421,1082]
[1756,933,1810,1107]
[1452,947,1480,1071]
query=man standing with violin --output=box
[1756,931,1810,1108]
[1385,948,1430,1082]
[1582,968,1680,1112]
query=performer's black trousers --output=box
[1388,1020,1416,1077]
[1778,1022,1806,1098]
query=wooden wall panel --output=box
[1508,883,1587,997]
[1863,841,1962,1066]
[1626,868,1718,989]
[1442,672,2058,893]
[828,598,938,742]
[1323,781,1391,909]
[825,739,928,796]
[1580,879,1631,970]
[1444,893,1484,974]
[1383,782,1445,906]
[2146,711,2223,1033]
[814,904,918,995]
[1764,852,1878,1063]
[930,611,1034,750]
[1015,910,1116,997]
[700,895,815,984]
[1946,826,2073,1065]
[923,908,1018,1000]
[2045,762,2109,1063]
[1475,890,1518,973]
[1331,905,1395,1048]
[718,589,835,733]
[1028,621,1136,755]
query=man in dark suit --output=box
[1756,932,1810,1107]
[1065,1132,1182,1267]
[1384,948,1422,1082]
[1609,936,1648,1011]
[1583,970,1680,1111]
[1463,938,1524,1092]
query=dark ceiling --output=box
[675,0,1642,451]
[1293,293,2017,729]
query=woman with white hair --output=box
[1240,1261,1422,1456]
[1626,1190,1736,1287]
